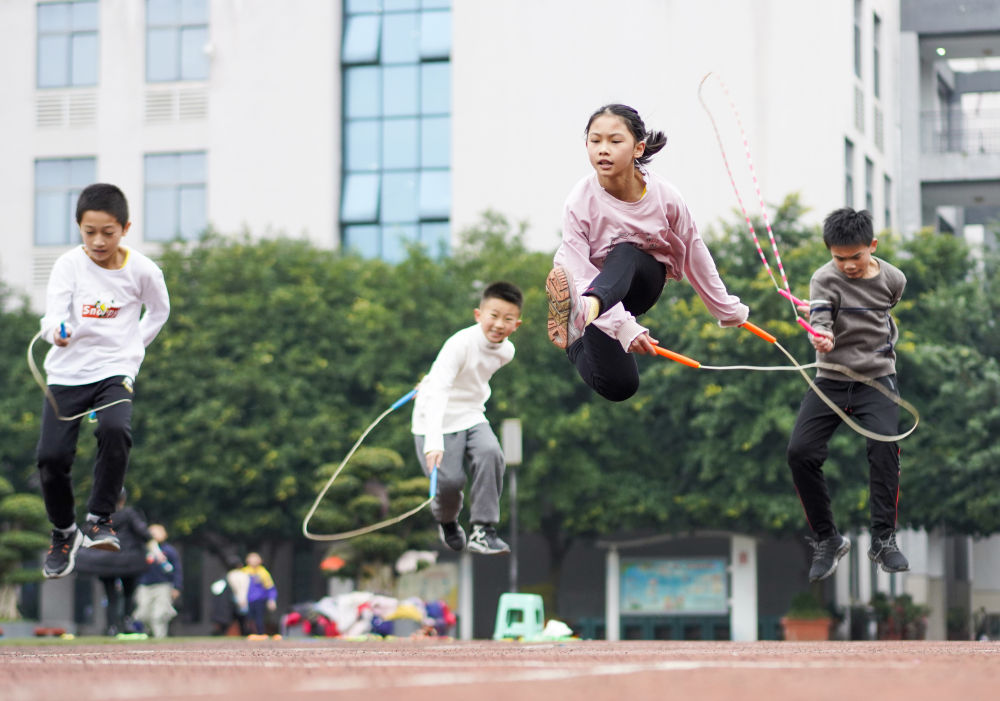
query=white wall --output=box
[452,0,901,259]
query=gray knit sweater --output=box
[808,257,906,381]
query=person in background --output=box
[242,552,277,635]
[134,523,182,637]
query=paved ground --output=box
[2,638,1000,701]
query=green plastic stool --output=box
[492,592,545,640]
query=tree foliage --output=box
[1,203,998,604]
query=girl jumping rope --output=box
[546,103,751,401]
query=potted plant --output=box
[781,590,831,641]
[871,592,930,640]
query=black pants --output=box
[786,375,901,539]
[567,244,666,401]
[100,575,139,634]
[36,377,134,529]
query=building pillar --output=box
[605,546,620,642]
[729,535,758,641]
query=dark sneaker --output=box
[807,533,851,582]
[467,524,510,555]
[82,517,120,552]
[438,522,467,551]
[868,532,910,573]
[43,528,83,579]
[545,266,588,349]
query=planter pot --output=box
[781,617,831,641]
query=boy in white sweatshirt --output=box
[411,282,522,555]
[37,183,170,579]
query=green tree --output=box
[0,477,48,619]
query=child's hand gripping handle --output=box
[651,345,701,369]
[739,321,776,344]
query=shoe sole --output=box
[867,550,910,574]
[83,535,121,552]
[546,267,571,349]
[466,541,511,556]
[809,536,851,583]
[43,529,83,579]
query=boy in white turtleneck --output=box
[411,282,522,555]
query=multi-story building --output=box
[2,0,998,640]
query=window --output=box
[144,152,207,241]
[883,175,892,229]
[146,0,210,82]
[34,157,96,245]
[340,0,452,262]
[36,0,99,88]
[864,157,874,213]
[844,139,855,207]
[872,13,881,99]
[853,0,862,79]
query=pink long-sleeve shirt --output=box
[554,168,748,350]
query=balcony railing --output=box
[921,109,1000,154]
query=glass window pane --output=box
[180,0,209,24]
[179,185,207,240]
[343,224,380,258]
[382,13,419,64]
[145,187,177,240]
[36,160,68,188]
[342,15,380,64]
[341,173,380,222]
[147,0,180,26]
[345,66,380,118]
[422,0,450,8]
[420,62,450,113]
[36,192,69,245]
[38,35,69,88]
[419,169,450,219]
[346,0,381,13]
[382,118,419,170]
[384,0,419,10]
[383,65,418,116]
[420,116,449,168]
[38,3,70,32]
[180,26,209,80]
[71,1,99,30]
[345,120,381,171]
[420,11,450,59]
[146,154,178,184]
[381,223,417,263]
[147,27,178,81]
[420,222,450,254]
[69,158,96,186]
[70,32,98,86]
[179,152,206,182]
[380,171,418,223]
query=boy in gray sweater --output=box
[787,208,909,583]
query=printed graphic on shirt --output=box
[81,293,121,319]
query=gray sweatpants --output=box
[414,422,505,525]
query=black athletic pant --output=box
[36,376,134,529]
[567,244,666,402]
[786,375,901,540]
[100,575,139,633]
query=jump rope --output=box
[29,75,918,543]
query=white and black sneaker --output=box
[43,527,83,579]
[83,516,120,552]
[438,522,467,551]
[466,524,510,555]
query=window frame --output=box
[36,0,99,89]
[143,151,208,242]
[33,156,97,246]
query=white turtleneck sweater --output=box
[411,324,515,454]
